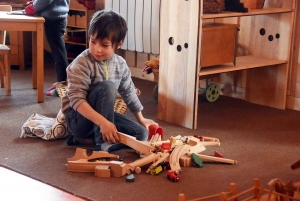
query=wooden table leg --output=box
[17,31,25,71]
[33,23,44,103]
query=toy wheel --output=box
[206,83,220,102]
[153,84,158,101]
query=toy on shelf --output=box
[65,128,237,181]
[76,0,95,10]
[143,57,221,102]
[143,57,159,101]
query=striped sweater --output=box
[61,49,143,115]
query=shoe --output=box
[66,135,94,146]
[47,81,67,92]
[66,135,79,145]
[46,88,59,96]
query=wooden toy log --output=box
[201,136,220,142]
[146,152,170,173]
[117,132,155,155]
[196,154,237,164]
[128,153,160,170]
[65,159,111,172]
[199,141,221,146]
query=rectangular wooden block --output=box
[201,23,239,67]
[95,165,111,178]
[179,155,192,167]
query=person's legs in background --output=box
[44,18,69,96]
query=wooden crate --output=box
[201,23,239,67]
[242,0,265,9]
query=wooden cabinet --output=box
[158,0,296,129]
[65,1,103,60]
[286,1,300,111]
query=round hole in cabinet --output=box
[268,35,274,41]
[177,45,182,52]
[259,28,266,36]
[168,37,174,45]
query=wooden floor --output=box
[0,167,87,201]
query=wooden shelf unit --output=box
[65,1,97,61]
[158,0,296,129]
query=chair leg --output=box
[0,62,4,88]
[4,54,10,95]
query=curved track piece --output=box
[169,144,191,172]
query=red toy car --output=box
[167,170,179,182]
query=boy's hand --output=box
[140,118,158,130]
[100,120,120,144]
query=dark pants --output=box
[44,18,69,82]
[66,81,148,146]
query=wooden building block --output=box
[179,155,192,167]
[95,165,111,178]
[109,161,128,177]
[65,159,110,172]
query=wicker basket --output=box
[152,69,159,83]
[56,86,141,115]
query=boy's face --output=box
[89,34,122,62]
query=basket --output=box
[56,86,141,115]
[203,0,225,14]
[152,69,159,83]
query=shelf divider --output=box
[202,8,293,19]
[199,55,287,76]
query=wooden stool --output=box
[0,44,11,95]
[0,5,12,95]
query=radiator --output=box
[105,0,160,55]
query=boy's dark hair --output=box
[88,10,127,48]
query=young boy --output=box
[61,10,158,152]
